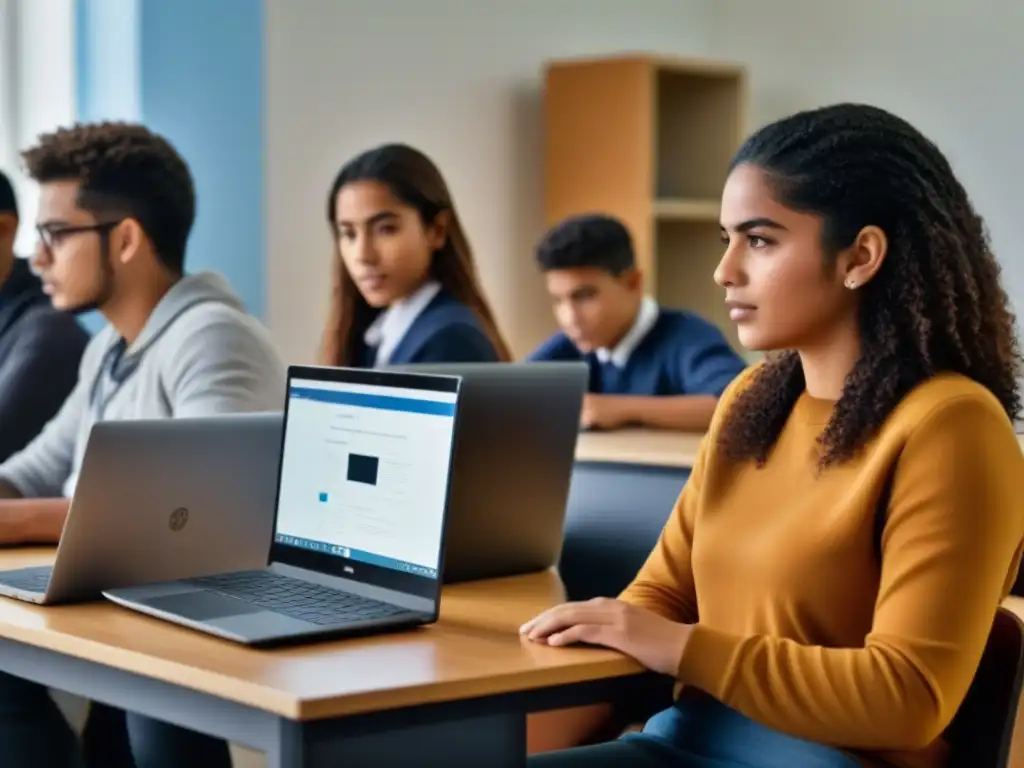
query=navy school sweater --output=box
[528,307,746,397]
[357,290,501,367]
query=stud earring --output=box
[845,280,857,289]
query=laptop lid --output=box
[45,412,284,602]
[387,361,587,582]
[268,365,462,608]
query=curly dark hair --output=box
[21,121,195,273]
[718,103,1022,468]
[535,213,635,275]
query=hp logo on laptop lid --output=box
[168,507,190,532]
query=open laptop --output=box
[0,412,283,605]
[389,361,587,582]
[104,365,463,647]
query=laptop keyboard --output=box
[0,566,52,593]
[186,570,408,626]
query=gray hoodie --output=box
[0,272,286,498]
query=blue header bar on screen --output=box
[289,386,456,417]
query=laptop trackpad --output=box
[144,590,264,621]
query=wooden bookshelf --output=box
[543,54,748,351]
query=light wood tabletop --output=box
[575,430,1024,470]
[0,548,641,721]
[574,428,703,468]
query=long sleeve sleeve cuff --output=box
[676,623,741,699]
[0,470,45,500]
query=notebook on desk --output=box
[104,365,463,647]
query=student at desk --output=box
[0,171,88,462]
[0,123,285,768]
[319,142,511,367]
[527,214,746,431]
[522,104,1024,767]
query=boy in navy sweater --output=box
[528,214,746,431]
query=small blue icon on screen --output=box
[318,492,328,503]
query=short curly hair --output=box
[21,121,195,273]
[718,103,1022,468]
[535,213,635,275]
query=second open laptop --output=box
[104,365,463,647]
[0,411,284,605]
[389,361,587,582]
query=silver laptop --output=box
[0,412,283,605]
[103,365,463,647]
[390,361,587,582]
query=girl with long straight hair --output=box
[320,143,511,367]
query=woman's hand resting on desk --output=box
[519,597,691,677]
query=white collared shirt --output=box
[595,296,659,368]
[363,280,442,367]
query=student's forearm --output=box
[0,498,70,544]
[618,395,718,431]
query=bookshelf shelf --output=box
[543,53,747,351]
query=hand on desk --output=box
[0,498,69,545]
[580,395,630,430]
[520,597,691,677]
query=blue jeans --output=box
[0,671,231,767]
[530,692,860,768]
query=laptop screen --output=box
[272,370,459,596]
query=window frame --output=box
[0,0,19,177]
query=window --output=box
[0,0,76,254]
[0,0,18,179]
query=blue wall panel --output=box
[74,0,265,320]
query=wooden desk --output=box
[0,549,647,767]
[575,428,702,469]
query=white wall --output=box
[710,0,1024,311]
[265,0,715,361]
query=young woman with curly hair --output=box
[521,103,1024,767]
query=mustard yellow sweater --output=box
[621,369,1024,768]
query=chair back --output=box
[558,464,686,600]
[946,607,1024,767]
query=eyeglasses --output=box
[35,221,124,252]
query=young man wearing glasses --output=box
[0,123,285,767]
[0,171,87,462]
